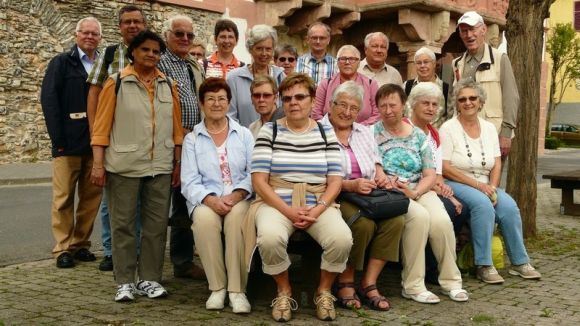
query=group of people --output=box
[41,5,541,323]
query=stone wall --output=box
[0,0,221,163]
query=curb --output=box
[0,177,52,186]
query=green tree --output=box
[545,23,580,136]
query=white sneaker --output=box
[135,280,168,298]
[229,292,251,314]
[115,283,135,302]
[206,289,227,310]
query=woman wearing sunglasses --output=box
[274,44,298,76]
[312,45,379,126]
[246,73,352,322]
[248,75,284,139]
[440,79,541,284]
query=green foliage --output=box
[544,136,561,149]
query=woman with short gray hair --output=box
[227,25,285,127]
[313,45,379,125]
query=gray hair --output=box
[331,81,364,106]
[246,24,277,51]
[274,44,298,59]
[75,17,102,36]
[307,22,331,37]
[414,47,436,62]
[363,32,389,49]
[407,82,444,116]
[452,79,487,111]
[162,15,194,37]
[337,45,360,59]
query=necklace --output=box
[286,119,312,135]
[251,64,270,77]
[206,120,228,134]
[461,120,486,178]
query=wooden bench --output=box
[542,169,580,216]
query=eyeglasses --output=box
[120,19,144,25]
[251,92,274,100]
[171,30,195,40]
[204,96,228,104]
[309,36,328,41]
[77,30,101,37]
[415,60,433,66]
[333,101,360,113]
[457,96,479,104]
[277,57,296,63]
[281,94,310,103]
[337,57,360,63]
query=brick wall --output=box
[0,0,220,163]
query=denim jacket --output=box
[181,116,254,216]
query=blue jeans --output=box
[99,188,141,256]
[446,181,529,266]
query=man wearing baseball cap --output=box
[452,11,519,160]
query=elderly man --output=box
[358,32,402,87]
[158,14,206,280]
[453,11,519,158]
[295,22,337,86]
[86,4,147,272]
[41,17,103,268]
[204,19,244,78]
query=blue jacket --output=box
[41,46,93,157]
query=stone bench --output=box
[543,169,580,216]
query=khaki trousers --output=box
[401,191,463,294]
[255,205,353,275]
[107,173,171,284]
[339,201,405,271]
[192,201,250,293]
[51,155,102,256]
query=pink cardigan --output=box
[312,73,380,126]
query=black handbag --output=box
[337,189,409,226]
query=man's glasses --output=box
[77,30,101,37]
[120,19,144,25]
[277,57,296,63]
[457,96,479,104]
[171,30,195,40]
[251,93,274,100]
[281,94,310,103]
[337,57,360,63]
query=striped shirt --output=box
[158,50,202,129]
[252,121,343,206]
[295,52,337,86]
[87,43,128,87]
[204,51,243,79]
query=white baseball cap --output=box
[457,11,484,26]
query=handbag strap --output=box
[346,210,362,226]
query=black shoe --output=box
[73,248,96,262]
[56,252,75,268]
[99,255,113,271]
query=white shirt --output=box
[77,46,96,74]
[440,117,501,183]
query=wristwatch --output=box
[317,199,329,207]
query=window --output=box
[575,2,580,31]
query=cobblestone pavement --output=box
[0,183,578,326]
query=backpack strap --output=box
[270,120,278,149]
[404,80,413,96]
[316,121,327,146]
[442,81,449,118]
[202,58,209,73]
[114,73,122,95]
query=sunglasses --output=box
[171,30,195,40]
[281,94,310,103]
[457,96,479,104]
[277,57,296,63]
[251,92,274,100]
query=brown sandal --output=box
[332,282,361,309]
[357,284,391,311]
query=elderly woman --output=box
[403,47,450,125]
[181,78,254,313]
[91,30,182,302]
[319,81,404,311]
[274,44,298,76]
[313,45,379,125]
[227,24,285,127]
[247,73,352,322]
[189,40,207,62]
[440,79,541,284]
[373,84,467,303]
[248,75,284,138]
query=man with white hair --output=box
[358,32,402,87]
[453,11,519,158]
[158,15,206,280]
[295,22,337,86]
[41,17,103,268]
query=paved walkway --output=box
[0,163,579,325]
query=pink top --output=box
[347,146,363,179]
[312,73,380,126]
